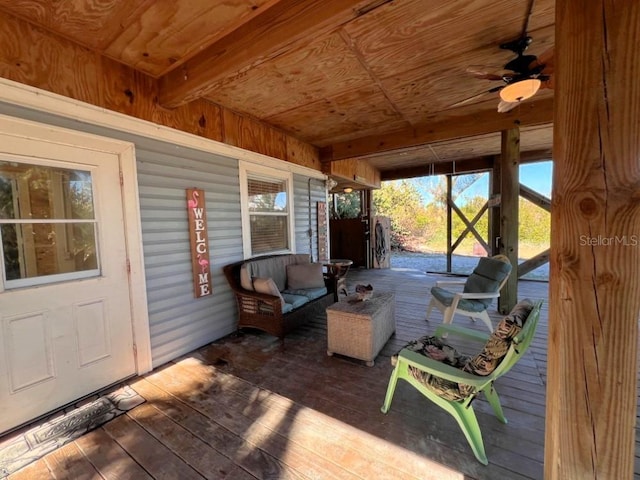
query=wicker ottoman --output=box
[326,292,396,366]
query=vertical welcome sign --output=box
[186,188,212,298]
[317,201,328,262]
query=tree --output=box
[332,191,361,219]
[372,180,430,249]
[426,173,483,207]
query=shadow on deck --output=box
[203,267,550,479]
[5,267,555,479]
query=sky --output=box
[416,160,552,204]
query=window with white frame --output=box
[0,159,100,289]
[239,163,295,258]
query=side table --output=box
[323,258,353,301]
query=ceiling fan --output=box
[452,0,554,113]
[461,36,554,112]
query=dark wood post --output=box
[490,156,501,256]
[545,1,640,478]
[363,188,372,269]
[499,128,519,313]
[446,174,452,272]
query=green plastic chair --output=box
[381,300,542,465]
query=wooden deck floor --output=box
[4,267,637,479]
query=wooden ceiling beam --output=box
[321,97,554,162]
[381,156,494,181]
[380,148,553,181]
[158,0,369,108]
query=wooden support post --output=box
[545,1,640,478]
[363,189,373,269]
[489,157,501,256]
[446,175,452,272]
[499,128,519,313]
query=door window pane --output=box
[0,163,94,220]
[0,161,100,286]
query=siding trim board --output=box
[0,78,326,180]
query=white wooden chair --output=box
[426,255,512,332]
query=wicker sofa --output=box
[223,254,335,341]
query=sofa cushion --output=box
[287,263,325,289]
[253,276,283,298]
[242,254,311,291]
[430,286,487,312]
[240,264,254,291]
[254,277,295,314]
[462,256,512,308]
[281,293,309,310]
[283,286,328,301]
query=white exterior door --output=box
[0,121,138,433]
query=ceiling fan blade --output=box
[466,65,508,81]
[450,85,502,108]
[540,76,554,90]
[537,46,554,69]
[529,46,554,74]
[497,99,521,113]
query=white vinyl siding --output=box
[293,175,327,262]
[0,99,326,368]
[135,143,241,366]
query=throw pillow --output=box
[286,263,325,289]
[253,277,285,304]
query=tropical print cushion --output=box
[392,335,472,401]
[394,299,534,401]
[463,299,533,376]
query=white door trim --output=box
[0,114,153,374]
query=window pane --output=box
[248,177,287,213]
[1,224,19,280]
[250,215,288,254]
[0,162,95,220]
[1,223,98,280]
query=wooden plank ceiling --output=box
[0,0,554,181]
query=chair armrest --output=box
[434,324,491,343]
[234,290,283,317]
[236,289,281,304]
[455,291,500,300]
[398,349,487,387]
[435,280,466,287]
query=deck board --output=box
[74,428,153,480]
[5,266,639,479]
[101,415,205,480]
[42,442,100,479]
[6,459,53,480]
[125,401,251,480]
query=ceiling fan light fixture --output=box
[499,78,541,102]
